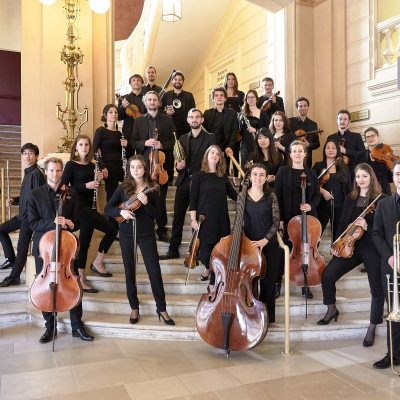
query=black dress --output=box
[274,132,297,165]
[247,152,284,190]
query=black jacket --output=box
[289,116,320,167]
[203,107,238,150]
[274,166,321,221]
[28,184,80,257]
[355,150,393,196]
[175,130,216,187]
[257,94,285,117]
[141,83,162,95]
[131,112,176,154]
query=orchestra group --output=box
[0,67,399,368]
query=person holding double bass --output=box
[318,163,385,349]
[28,158,94,343]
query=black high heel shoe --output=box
[200,271,210,281]
[130,309,140,325]
[317,309,339,325]
[157,310,175,326]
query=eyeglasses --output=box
[22,152,35,156]
[247,96,256,100]
[365,134,376,140]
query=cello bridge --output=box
[222,292,239,297]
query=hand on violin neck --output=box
[137,192,148,205]
[300,203,312,213]
[122,99,129,108]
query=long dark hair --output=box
[248,163,273,196]
[122,155,155,197]
[101,104,119,130]
[350,163,382,200]
[321,140,348,183]
[252,128,280,167]
[223,72,238,96]
[243,90,259,116]
[70,134,93,163]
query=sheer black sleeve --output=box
[265,193,280,241]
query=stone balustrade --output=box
[376,14,400,69]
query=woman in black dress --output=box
[242,163,280,322]
[270,111,297,165]
[190,145,238,291]
[104,155,174,325]
[61,135,118,291]
[247,128,284,190]
[312,140,351,240]
[238,90,269,172]
[274,140,321,299]
[318,163,385,348]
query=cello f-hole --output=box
[240,283,254,307]
[62,265,71,279]
[209,281,223,302]
[40,264,50,278]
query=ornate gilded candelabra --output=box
[56,0,88,152]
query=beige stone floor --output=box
[1,322,400,400]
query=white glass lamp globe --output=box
[89,0,110,14]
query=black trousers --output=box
[169,177,190,252]
[321,245,385,325]
[34,256,83,331]
[0,216,33,280]
[317,206,342,242]
[76,208,118,270]
[239,142,249,173]
[200,242,216,286]
[165,150,174,183]
[232,141,241,177]
[156,182,168,236]
[104,160,124,230]
[119,232,166,312]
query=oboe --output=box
[92,152,100,210]
[6,160,10,220]
[121,132,127,179]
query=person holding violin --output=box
[257,77,285,120]
[60,135,118,291]
[238,90,269,172]
[118,73,147,160]
[28,158,94,343]
[270,111,297,165]
[274,140,321,299]
[289,97,320,168]
[131,91,175,243]
[247,128,283,190]
[312,140,351,240]
[318,163,385,347]
[355,127,393,196]
[190,145,238,290]
[104,155,174,326]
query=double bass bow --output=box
[149,128,168,185]
[196,174,268,355]
[371,143,400,170]
[184,215,205,285]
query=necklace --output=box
[360,196,368,204]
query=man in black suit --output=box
[28,158,93,344]
[326,110,364,182]
[142,66,162,95]
[289,97,320,167]
[131,91,176,242]
[372,160,400,369]
[203,86,238,173]
[257,77,285,122]
[118,73,147,159]
[160,109,216,260]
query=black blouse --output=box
[190,171,238,244]
[238,111,269,154]
[225,91,245,113]
[93,127,124,169]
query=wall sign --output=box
[249,80,260,90]
[350,110,369,122]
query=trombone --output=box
[385,220,400,375]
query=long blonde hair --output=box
[201,145,226,177]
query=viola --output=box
[196,174,268,355]
[115,94,143,120]
[295,129,323,142]
[340,138,350,165]
[371,143,400,171]
[261,91,280,112]
[318,157,342,187]
[331,194,382,258]
[149,128,168,185]
[30,185,82,314]
[287,173,325,289]
[184,215,205,285]
[115,185,160,223]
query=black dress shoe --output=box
[158,233,170,243]
[39,328,57,343]
[302,287,313,299]
[275,283,281,299]
[0,276,21,287]
[83,288,99,293]
[360,265,367,273]
[90,263,112,277]
[0,260,14,270]
[72,326,94,341]
[130,309,140,324]
[373,353,400,369]
[159,250,180,260]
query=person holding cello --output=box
[270,111,297,165]
[318,163,386,348]
[104,155,174,325]
[289,97,320,168]
[274,140,321,299]
[190,145,238,291]
[355,127,393,196]
[28,158,94,343]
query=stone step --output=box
[0,125,21,133]
[0,301,29,324]
[0,284,30,302]
[0,151,21,160]
[0,269,26,282]
[0,137,21,146]
[0,143,21,153]
[0,160,21,170]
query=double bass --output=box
[196,174,268,355]
[149,128,168,185]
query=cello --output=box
[196,174,268,355]
[149,128,168,185]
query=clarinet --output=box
[239,108,255,140]
[121,132,127,179]
[92,152,100,210]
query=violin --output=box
[184,215,205,285]
[295,129,323,142]
[149,128,168,185]
[196,174,268,355]
[261,91,280,112]
[287,173,325,289]
[115,185,160,223]
[340,138,350,165]
[371,143,400,171]
[115,94,143,120]
[331,194,382,258]
[318,157,342,187]
[30,185,82,314]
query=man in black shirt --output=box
[0,143,45,287]
[142,66,162,95]
[289,97,320,167]
[160,109,216,260]
[257,77,285,122]
[118,73,147,159]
